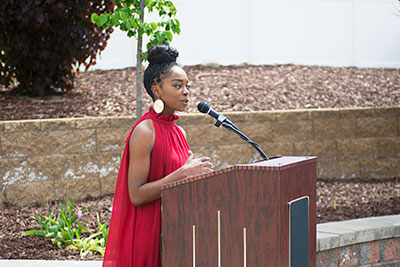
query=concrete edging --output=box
[0,260,102,266]
[317,214,400,252]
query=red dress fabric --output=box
[103,108,190,267]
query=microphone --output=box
[197,102,237,129]
[197,101,269,160]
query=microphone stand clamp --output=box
[214,114,227,128]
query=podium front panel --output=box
[162,169,281,266]
[161,156,317,267]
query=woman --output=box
[103,45,213,267]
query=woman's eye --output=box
[174,84,182,88]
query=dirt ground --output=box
[0,64,399,260]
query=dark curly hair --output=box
[144,45,179,100]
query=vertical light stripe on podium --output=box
[192,225,196,267]
[243,227,247,267]
[218,210,221,267]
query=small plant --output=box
[68,213,109,258]
[23,189,110,258]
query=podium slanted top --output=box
[162,156,317,191]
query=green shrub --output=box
[0,0,114,96]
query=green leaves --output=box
[141,22,157,35]
[91,13,108,28]
[91,13,112,29]
[165,18,180,34]
[91,0,181,62]
[23,189,110,258]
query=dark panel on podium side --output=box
[289,196,309,267]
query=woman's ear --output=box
[151,84,161,99]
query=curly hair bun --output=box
[147,45,179,65]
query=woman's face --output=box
[155,66,190,115]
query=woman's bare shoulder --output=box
[177,125,187,139]
[130,119,155,146]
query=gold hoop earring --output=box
[153,99,164,114]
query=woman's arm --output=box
[127,120,213,207]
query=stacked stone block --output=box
[180,106,400,180]
[0,116,135,206]
[0,106,399,206]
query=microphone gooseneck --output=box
[197,102,268,161]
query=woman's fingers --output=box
[185,152,213,175]
[199,157,213,170]
[203,161,213,168]
[204,167,213,173]
[200,156,210,162]
[201,160,213,174]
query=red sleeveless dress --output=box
[103,108,190,267]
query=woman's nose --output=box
[183,86,189,96]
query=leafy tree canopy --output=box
[0,0,115,96]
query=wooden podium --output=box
[161,156,317,267]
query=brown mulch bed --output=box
[0,64,399,260]
[0,178,399,261]
[1,64,399,120]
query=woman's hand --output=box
[182,150,213,177]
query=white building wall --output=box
[90,0,400,69]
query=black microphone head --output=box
[197,102,210,113]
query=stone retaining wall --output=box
[316,215,400,266]
[0,106,399,206]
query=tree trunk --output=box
[136,0,145,118]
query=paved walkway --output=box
[0,260,102,267]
